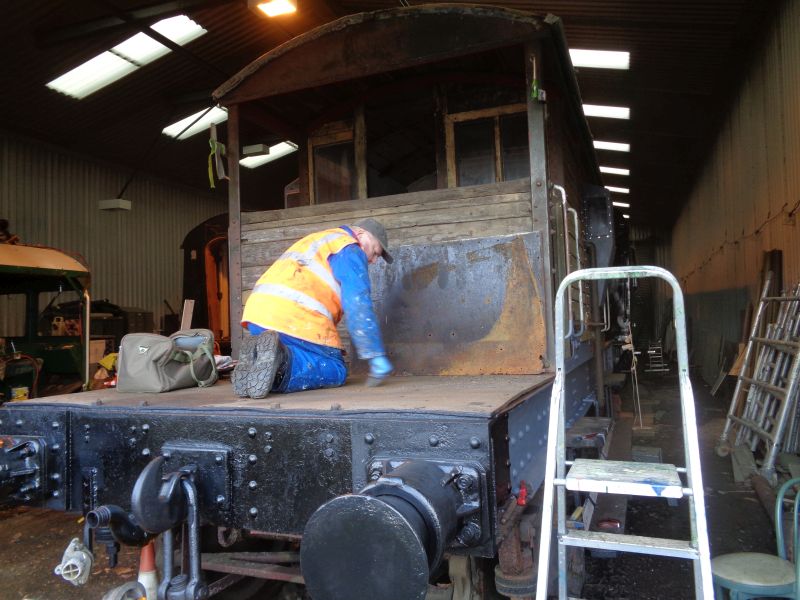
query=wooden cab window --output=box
[313,141,356,204]
[446,103,529,187]
[307,110,367,205]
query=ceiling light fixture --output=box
[249,0,297,17]
[569,49,630,70]
[46,15,206,99]
[612,201,631,208]
[583,104,630,120]
[240,142,299,168]
[594,140,630,152]
[163,107,228,140]
[600,166,630,176]
[605,186,630,194]
[622,214,630,219]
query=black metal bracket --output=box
[365,458,487,550]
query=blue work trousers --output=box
[246,324,347,393]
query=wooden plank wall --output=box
[240,179,533,293]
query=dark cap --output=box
[354,218,393,263]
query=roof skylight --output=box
[583,104,630,120]
[594,140,630,152]
[600,166,630,176]
[569,49,630,70]
[605,186,630,194]
[240,142,299,168]
[46,15,206,99]
[162,107,228,140]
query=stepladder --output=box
[535,266,713,600]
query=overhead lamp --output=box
[249,0,297,17]
[600,166,630,176]
[240,142,298,168]
[570,49,630,70]
[163,106,228,140]
[612,201,630,208]
[622,214,630,219]
[594,140,630,152]
[584,104,630,120]
[605,186,630,194]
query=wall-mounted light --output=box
[249,0,296,17]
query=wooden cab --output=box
[214,4,612,373]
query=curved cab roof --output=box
[0,244,90,285]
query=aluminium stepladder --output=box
[535,266,713,600]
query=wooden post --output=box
[354,105,367,199]
[525,41,554,367]
[227,104,243,359]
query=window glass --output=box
[500,113,530,181]
[313,142,355,204]
[455,118,496,186]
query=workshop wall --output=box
[671,0,800,382]
[0,132,223,333]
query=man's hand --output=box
[367,355,393,387]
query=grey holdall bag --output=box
[117,328,218,393]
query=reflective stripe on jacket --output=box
[242,228,358,348]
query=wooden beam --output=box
[226,104,243,359]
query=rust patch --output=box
[401,237,547,376]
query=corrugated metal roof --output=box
[0,0,780,228]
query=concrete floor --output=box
[0,372,777,599]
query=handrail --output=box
[552,185,575,338]
[567,207,585,337]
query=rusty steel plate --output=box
[368,233,547,376]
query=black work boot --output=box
[232,330,285,398]
[247,330,284,399]
[232,334,258,397]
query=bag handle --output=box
[174,344,218,388]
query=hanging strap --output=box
[172,344,218,387]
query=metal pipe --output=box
[552,185,574,338]
[567,207,585,337]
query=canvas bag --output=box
[117,328,218,393]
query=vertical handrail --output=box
[602,288,611,332]
[535,266,714,600]
[553,185,575,338]
[567,207,586,337]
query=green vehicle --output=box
[0,244,90,401]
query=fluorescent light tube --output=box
[240,142,298,168]
[163,107,228,140]
[594,141,630,152]
[570,49,630,70]
[584,104,630,120]
[600,166,630,176]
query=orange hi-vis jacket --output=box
[241,228,358,348]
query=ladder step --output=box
[752,336,800,351]
[560,531,700,559]
[565,458,684,498]
[738,376,787,399]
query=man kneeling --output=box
[232,218,394,397]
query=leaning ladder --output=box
[535,266,713,600]
[715,274,800,481]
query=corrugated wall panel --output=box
[0,133,224,330]
[671,0,800,382]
